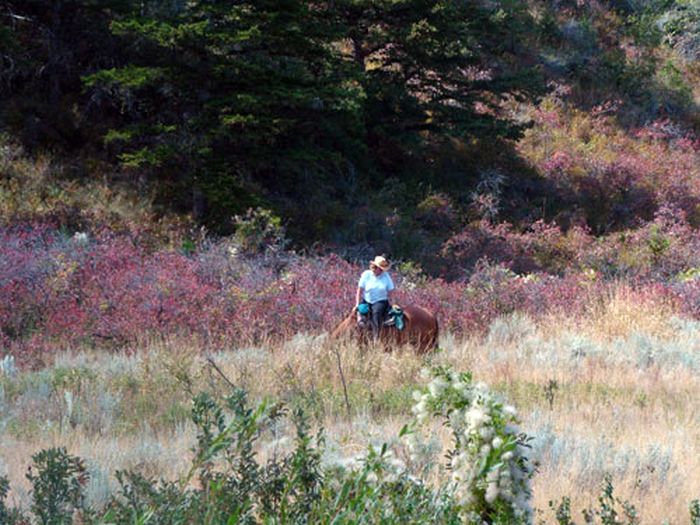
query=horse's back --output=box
[330,304,438,353]
[401,304,439,353]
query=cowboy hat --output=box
[370,255,390,270]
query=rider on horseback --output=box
[355,256,394,340]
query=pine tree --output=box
[83,0,541,233]
[85,0,365,228]
[338,0,541,165]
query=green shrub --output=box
[691,499,700,525]
[0,475,29,525]
[550,474,640,525]
[26,448,88,525]
[95,387,461,524]
[3,377,696,523]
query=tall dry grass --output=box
[1,284,699,522]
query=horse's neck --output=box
[332,313,355,338]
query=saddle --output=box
[356,305,404,331]
[384,305,405,330]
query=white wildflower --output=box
[503,404,517,416]
[479,426,494,440]
[486,468,499,483]
[428,376,449,397]
[453,381,469,394]
[73,232,88,244]
[412,399,427,417]
[485,481,499,503]
[499,487,514,502]
[465,406,489,430]
[408,365,533,523]
[474,381,489,394]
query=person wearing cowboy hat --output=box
[355,255,395,339]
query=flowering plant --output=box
[406,367,535,524]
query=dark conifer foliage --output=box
[340,0,540,147]
[87,0,369,227]
[0,1,130,149]
[1,1,542,237]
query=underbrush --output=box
[7,221,700,366]
[0,367,535,524]
[4,364,693,525]
[2,310,700,523]
[0,138,187,242]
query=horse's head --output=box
[330,310,357,340]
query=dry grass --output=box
[1,288,699,522]
[0,137,188,240]
[539,282,681,342]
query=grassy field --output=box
[1,289,699,523]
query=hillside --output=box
[4,2,700,523]
[3,0,700,274]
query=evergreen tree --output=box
[0,0,130,149]
[85,0,366,229]
[337,0,542,170]
[68,0,542,237]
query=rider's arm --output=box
[386,273,395,305]
[355,287,363,308]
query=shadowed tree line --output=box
[2,0,700,262]
[0,0,543,238]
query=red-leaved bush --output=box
[4,220,700,366]
[521,97,700,232]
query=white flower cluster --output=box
[325,443,408,484]
[73,231,89,244]
[408,368,534,524]
[0,354,17,377]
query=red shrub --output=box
[2,222,700,365]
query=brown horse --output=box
[330,304,439,354]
